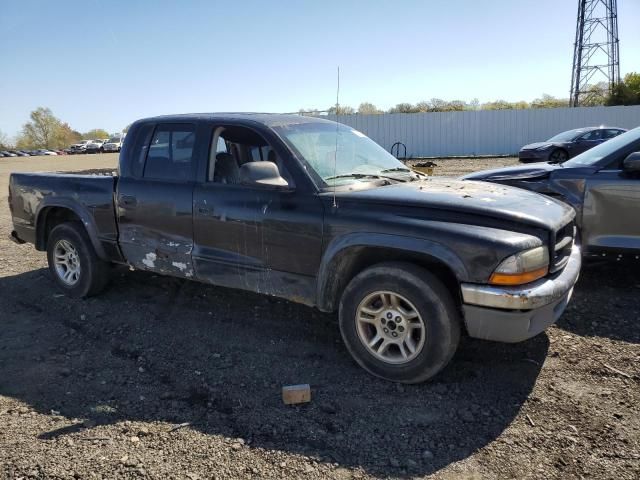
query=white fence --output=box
[327,105,640,157]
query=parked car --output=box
[0,152,6,157]
[69,140,93,154]
[9,113,580,383]
[32,149,58,156]
[86,140,106,154]
[465,126,640,258]
[102,136,124,152]
[518,126,627,163]
[13,150,30,157]
[0,150,17,157]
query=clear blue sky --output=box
[1,0,639,138]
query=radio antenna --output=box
[332,66,340,208]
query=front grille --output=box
[550,220,574,273]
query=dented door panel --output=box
[117,176,195,278]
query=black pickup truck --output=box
[9,114,581,383]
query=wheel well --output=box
[320,246,461,313]
[36,207,82,251]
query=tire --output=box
[46,222,110,298]
[549,148,568,163]
[339,262,461,383]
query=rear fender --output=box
[35,198,108,260]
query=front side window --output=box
[143,124,195,181]
[602,129,623,139]
[578,130,602,141]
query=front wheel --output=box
[339,262,460,383]
[46,222,110,298]
[549,148,568,163]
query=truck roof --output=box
[138,112,335,128]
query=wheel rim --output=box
[551,150,567,162]
[355,291,426,364]
[53,239,81,286]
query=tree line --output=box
[0,107,119,150]
[301,72,640,115]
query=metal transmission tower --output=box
[570,0,620,107]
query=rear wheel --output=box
[46,222,110,298]
[339,262,460,383]
[549,149,568,163]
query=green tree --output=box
[83,129,110,140]
[606,72,640,106]
[0,129,12,149]
[18,107,62,148]
[327,105,355,115]
[530,94,569,109]
[357,102,382,114]
[57,123,82,147]
[623,72,640,98]
[388,103,420,113]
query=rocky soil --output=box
[0,154,638,479]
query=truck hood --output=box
[462,162,562,181]
[334,177,574,232]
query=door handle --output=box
[198,206,212,215]
[120,195,137,207]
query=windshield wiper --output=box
[324,173,407,183]
[379,167,412,173]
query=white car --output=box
[69,140,92,154]
[102,137,124,152]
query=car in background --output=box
[102,136,124,152]
[86,140,106,154]
[0,150,18,157]
[12,150,30,157]
[69,140,93,154]
[519,126,627,163]
[465,126,640,259]
[33,149,58,156]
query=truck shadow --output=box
[556,260,640,344]
[0,267,548,477]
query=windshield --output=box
[274,122,410,186]
[107,138,120,143]
[547,129,584,142]
[563,126,640,167]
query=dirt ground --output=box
[0,154,638,480]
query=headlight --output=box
[489,246,549,286]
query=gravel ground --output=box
[0,154,638,479]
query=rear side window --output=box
[143,124,196,181]
[128,123,155,178]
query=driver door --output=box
[192,123,325,303]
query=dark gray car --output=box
[465,126,640,259]
[518,126,627,163]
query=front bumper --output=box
[460,245,581,343]
[518,149,550,162]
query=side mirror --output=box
[622,152,640,174]
[240,161,291,189]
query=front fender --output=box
[316,232,469,312]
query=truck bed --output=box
[9,172,120,259]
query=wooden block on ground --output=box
[282,384,311,405]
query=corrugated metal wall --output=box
[326,105,640,157]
